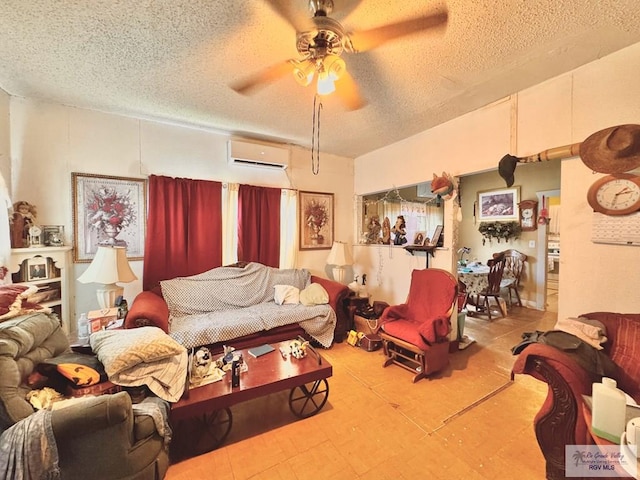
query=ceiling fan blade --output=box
[335,71,366,111]
[264,0,313,32]
[230,61,293,95]
[348,11,448,52]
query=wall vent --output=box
[227,140,289,170]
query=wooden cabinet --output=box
[10,246,73,334]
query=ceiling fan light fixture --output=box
[316,70,335,95]
[292,60,315,86]
[323,54,346,80]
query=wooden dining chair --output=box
[498,249,528,307]
[468,252,507,320]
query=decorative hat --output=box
[579,124,640,173]
[498,154,518,187]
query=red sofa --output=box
[511,312,640,480]
[125,274,351,352]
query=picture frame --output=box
[413,232,425,245]
[299,191,334,250]
[477,186,520,221]
[26,256,49,281]
[72,173,147,262]
[429,225,444,246]
[42,225,65,246]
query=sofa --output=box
[0,311,170,480]
[511,312,640,480]
[125,262,351,352]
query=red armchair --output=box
[511,312,640,480]
[378,268,458,382]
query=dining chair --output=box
[498,249,528,307]
[466,252,507,320]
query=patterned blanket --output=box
[161,263,336,349]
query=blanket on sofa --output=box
[161,263,336,348]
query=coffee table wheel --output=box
[200,407,233,451]
[288,379,329,419]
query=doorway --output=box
[535,189,560,312]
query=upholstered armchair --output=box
[378,268,458,382]
[512,312,640,480]
[0,312,169,480]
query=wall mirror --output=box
[357,182,444,246]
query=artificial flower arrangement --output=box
[86,187,135,233]
[305,199,329,231]
[478,221,521,245]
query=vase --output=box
[100,223,125,246]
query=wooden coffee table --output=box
[171,341,332,456]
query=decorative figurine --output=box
[391,215,407,245]
[289,339,309,359]
[381,216,391,244]
[10,201,37,248]
[366,215,382,244]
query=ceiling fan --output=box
[230,0,448,111]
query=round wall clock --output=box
[586,173,640,215]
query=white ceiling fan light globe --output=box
[316,70,336,95]
[292,60,315,86]
[323,54,346,80]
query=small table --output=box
[457,264,490,296]
[343,293,371,333]
[171,341,332,456]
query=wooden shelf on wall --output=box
[403,244,437,267]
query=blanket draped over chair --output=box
[160,263,337,349]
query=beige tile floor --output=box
[166,307,558,480]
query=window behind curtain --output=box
[143,175,222,290]
[237,184,281,267]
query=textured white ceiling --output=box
[1,0,640,158]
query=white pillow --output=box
[299,283,329,306]
[274,285,300,305]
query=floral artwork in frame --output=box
[72,173,147,262]
[299,191,334,250]
[477,186,520,222]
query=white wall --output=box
[355,42,640,319]
[0,89,9,191]
[8,99,354,321]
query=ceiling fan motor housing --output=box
[296,16,346,60]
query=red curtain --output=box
[238,185,281,267]
[143,175,222,290]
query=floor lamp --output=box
[77,245,137,308]
[326,241,353,284]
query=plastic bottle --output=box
[592,377,626,444]
[77,313,89,342]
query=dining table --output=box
[457,263,491,296]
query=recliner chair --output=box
[0,312,169,480]
[378,268,458,382]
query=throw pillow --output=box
[90,326,186,377]
[609,317,640,399]
[0,284,49,321]
[299,283,329,306]
[274,285,300,305]
[37,352,108,385]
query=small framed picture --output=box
[42,225,65,246]
[429,225,444,246]
[413,232,425,245]
[26,257,49,281]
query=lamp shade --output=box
[78,246,137,284]
[326,241,353,266]
[78,246,137,309]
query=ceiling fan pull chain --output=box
[311,95,323,175]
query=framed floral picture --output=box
[477,186,520,222]
[72,173,147,262]
[299,191,334,250]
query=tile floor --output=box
[166,306,558,479]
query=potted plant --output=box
[478,221,522,245]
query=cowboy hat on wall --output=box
[498,124,640,187]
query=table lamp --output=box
[77,246,137,308]
[326,241,353,284]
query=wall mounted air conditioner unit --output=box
[227,140,289,170]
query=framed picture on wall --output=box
[72,173,147,262]
[299,191,334,250]
[477,187,520,221]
